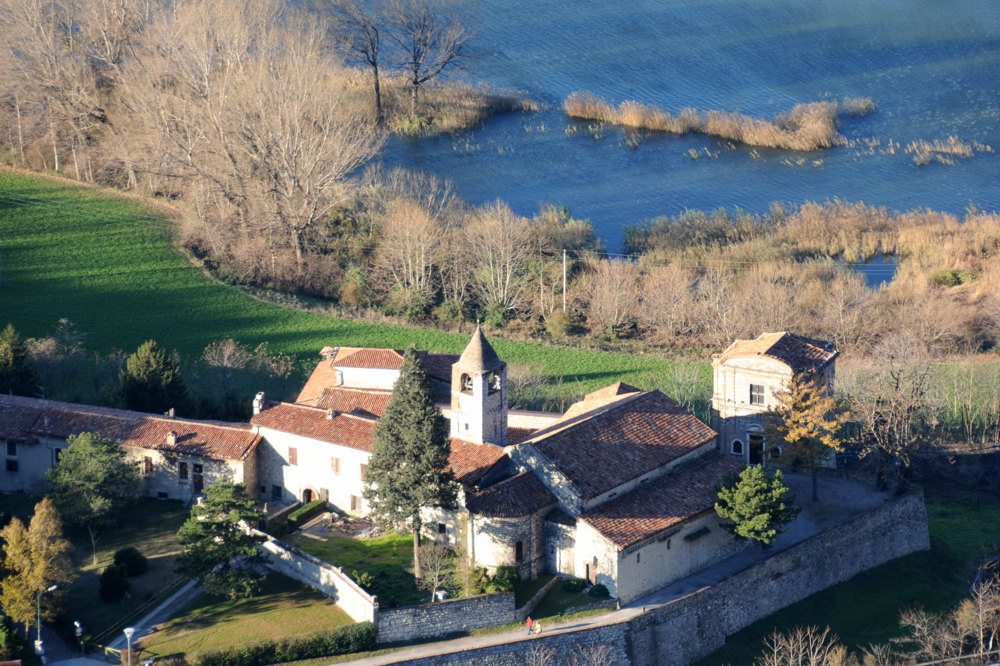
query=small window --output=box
[193,463,203,474]
[749,384,765,405]
[272,485,282,500]
[178,462,188,480]
[515,541,524,563]
[437,523,447,535]
[143,456,153,476]
[5,459,18,472]
[6,442,15,457]
[53,448,63,464]
[350,495,361,512]
[360,464,368,481]
[731,440,744,455]
[666,538,671,550]
[288,447,298,466]
[636,552,641,564]
[260,485,267,494]
[331,457,340,475]
[157,491,168,499]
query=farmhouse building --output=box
[0,394,260,500]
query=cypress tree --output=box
[0,323,37,395]
[119,339,187,413]
[364,345,456,578]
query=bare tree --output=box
[373,198,448,306]
[416,541,453,601]
[755,626,851,666]
[465,201,534,317]
[581,259,641,339]
[387,0,475,115]
[321,0,386,122]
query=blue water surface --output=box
[378,0,1000,251]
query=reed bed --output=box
[905,136,993,166]
[563,91,876,151]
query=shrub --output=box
[287,500,326,530]
[544,309,571,338]
[562,577,585,593]
[588,583,610,598]
[0,615,21,659]
[489,565,520,593]
[99,564,130,602]
[267,520,290,538]
[113,547,148,576]
[193,621,376,666]
[933,269,962,287]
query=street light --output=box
[35,584,58,659]
[123,626,136,666]
[73,620,84,655]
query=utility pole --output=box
[562,249,567,312]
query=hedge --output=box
[287,500,327,530]
[193,621,375,666]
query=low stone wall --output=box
[253,530,377,623]
[385,490,930,665]
[377,592,516,644]
[514,576,560,622]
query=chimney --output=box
[320,346,338,360]
[165,407,175,418]
[253,392,265,415]
[166,431,177,446]
[326,409,336,420]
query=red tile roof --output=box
[333,347,407,369]
[715,332,837,373]
[252,403,378,451]
[296,348,459,404]
[507,426,537,445]
[466,472,556,518]
[316,387,391,417]
[0,395,259,461]
[448,438,507,486]
[523,389,717,501]
[580,452,741,549]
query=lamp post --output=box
[35,584,58,658]
[123,626,136,666]
[73,620,84,655]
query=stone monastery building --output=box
[0,329,836,604]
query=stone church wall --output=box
[376,592,516,644]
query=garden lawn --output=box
[287,531,423,607]
[139,573,353,663]
[699,487,1000,664]
[0,170,688,402]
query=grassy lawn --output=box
[287,531,423,607]
[0,170,688,404]
[514,573,555,607]
[530,581,600,620]
[699,487,1000,664]
[139,572,353,663]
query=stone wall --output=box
[253,530,377,624]
[376,593,516,644]
[386,490,929,665]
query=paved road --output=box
[340,473,888,665]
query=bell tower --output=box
[451,325,508,445]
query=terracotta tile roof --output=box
[507,426,537,445]
[466,472,556,518]
[420,352,461,383]
[0,395,259,461]
[523,389,717,501]
[316,387,391,417]
[563,382,643,419]
[580,452,741,549]
[296,348,459,403]
[251,403,378,451]
[448,438,507,486]
[715,332,837,373]
[334,347,406,369]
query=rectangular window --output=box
[6,442,15,457]
[53,449,63,464]
[288,447,298,466]
[360,464,368,481]
[260,485,267,495]
[272,485,282,500]
[179,462,188,480]
[143,456,153,476]
[636,552,641,564]
[350,495,361,512]
[749,384,765,405]
[437,523,447,535]
[5,459,17,472]
[331,457,340,475]
[193,463,203,474]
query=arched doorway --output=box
[302,488,314,503]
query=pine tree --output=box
[364,345,456,578]
[0,323,37,395]
[177,482,265,599]
[0,499,76,636]
[119,339,187,413]
[47,432,140,564]
[768,372,848,501]
[715,465,799,556]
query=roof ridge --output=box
[522,390,652,444]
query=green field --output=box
[0,170,688,400]
[700,488,1000,664]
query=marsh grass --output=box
[905,136,993,166]
[564,92,875,151]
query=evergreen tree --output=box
[0,323,37,395]
[177,483,265,599]
[768,372,849,501]
[715,465,799,556]
[364,345,456,578]
[119,339,187,413]
[0,499,76,636]
[47,432,140,564]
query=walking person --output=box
[525,616,534,635]
[534,620,542,636]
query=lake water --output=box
[379,0,1000,252]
